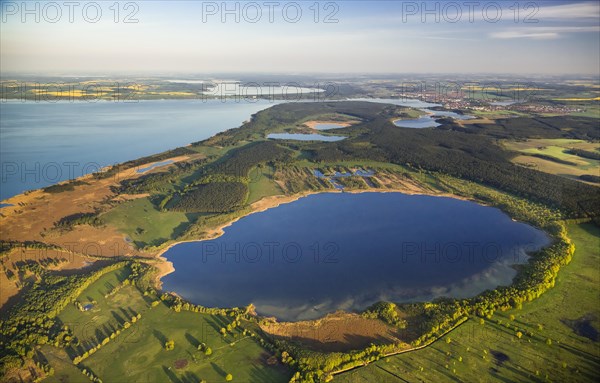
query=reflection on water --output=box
[313,123,347,130]
[1,100,278,200]
[394,108,474,129]
[162,192,550,321]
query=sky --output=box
[1,0,599,75]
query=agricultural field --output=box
[337,223,600,383]
[570,104,600,119]
[504,138,600,183]
[465,109,528,119]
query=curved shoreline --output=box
[152,186,479,293]
[154,190,332,288]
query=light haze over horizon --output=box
[1,0,599,76]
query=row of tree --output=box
[566,148,600,160]
[0,262,130,371]
[54,212,103,230]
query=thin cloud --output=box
[417,35,479,42]
[537,1,600,20]
[348,1,600,25]
[491,26,600,40]
[491,31,558,40]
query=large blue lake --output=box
[0,98,465,200]
[162,192,549,321]
[0,100,277,200]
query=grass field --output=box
[79,304,290,383]
[42,266,292,383]
[41,346,87,383]
[391,108,425,120]
[570,104,600,119]
[292,159,409,172]
[247,166,284,204]
[504,139,600,182]
[337,223,600,383]
[101,198,194,248]
[469,110,529,119]
[56,267,152,354]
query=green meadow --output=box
[101,198,194,248]
[337,223,600,383]
[42,266,291,383]
[247,166,284,204]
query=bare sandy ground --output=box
[303,120,355,130]
[260,311,408,352]
[0,155,196,307]
[1,155,191,250]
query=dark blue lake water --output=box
[0,98,465,200]
[267,133,346,141]
[162,192,550,321]
[0,100,277,200]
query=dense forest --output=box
[116,101,599,221]
[205,141,292,177]
[162,141,292,213]
[263,102,600,221]
[456,116,600,140]
[116,158,208,195]
[168,182,248,213]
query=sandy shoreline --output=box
[153,190,327,287]
[0,155,191,206]
[0,148,475,298]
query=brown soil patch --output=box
[112,193,150,202]
[260,312,406,352]
[0,246,101,308]
[0,358,41,383]
[0,154,197,309]
[1,155,192,255]
[174,359,188,369]
[266,355,278,365]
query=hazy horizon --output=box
[2,0,599,76]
